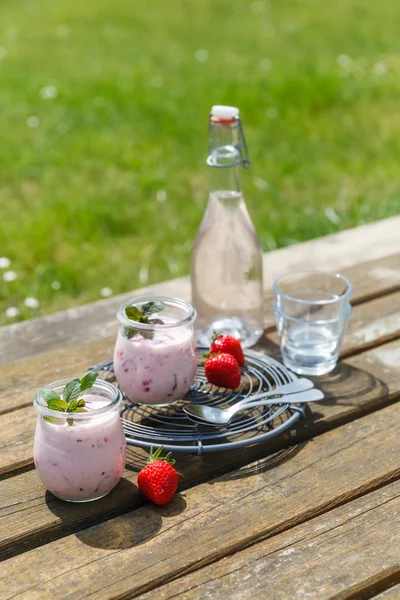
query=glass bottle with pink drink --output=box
[191,105,264,348]
[33,375,126,502]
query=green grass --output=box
[0,0,399,324]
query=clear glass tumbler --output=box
[114,296,197,405]
[33,379,126,502]
[273,270,352,375]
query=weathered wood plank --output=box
[1,402,399,599]
[0,337,114,415]
[0,468,144,560]
[341,290,400,357]
[1,337,400,559]
[1,218,399,366]
[0,407,36,477]
[140,481,400,600]
[372,584,400,599]
[333,251,400,305]
[2,286,400,419]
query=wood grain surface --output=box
[1,401,399,599]
[1,337,400,561]
[340,290,400,357]
[1,220,399,600]
[140,481,400,600]
[0,337,115,415]
[371,584,400,599]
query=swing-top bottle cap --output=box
[211,105,239,120]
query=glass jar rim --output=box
[33,377,122,420]
[116,295,196,330]
[273,270,352,305]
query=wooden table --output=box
[1,216,400,599]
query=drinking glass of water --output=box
[273,270,352,375]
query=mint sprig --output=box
[141,301,166,318]
[37,371,99,425]
[78,371,98,395]
[37,388,61,402]
[125,301,166,340]
[63,378,81,402]
[47,398,68,412]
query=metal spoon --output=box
[192,377,313,416]
[216,377,314,409]
[183,388,324,426]
[183,378,313,423]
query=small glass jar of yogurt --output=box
[33,379,126,502]
[114,296,197,405]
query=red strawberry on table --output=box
[204,353,241,389]
[137,446,179,506]
[210,334,245,366]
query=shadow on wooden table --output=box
[260,335,390,415]
[45,484,187,551]
[76,494,187,551]
[215,335,390,482]
[221,443,306,481]
[123,337,389,490]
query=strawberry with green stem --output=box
[210,333,245,366]
[204,352,241,389]
[137,446,179,505]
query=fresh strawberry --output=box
[210,334,245,366]
[137,446,179,506]
[204,353,241,389]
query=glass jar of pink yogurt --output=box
[33,379,126,502]
[114,296,197,405]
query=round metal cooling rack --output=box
[89,348,305,455]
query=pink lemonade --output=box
[114,317,197,405]
[34,393,126,502]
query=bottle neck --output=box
[208,120,241,194]
[210,164,241,194]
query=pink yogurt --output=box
[34,393,126,502]
[114,317,197,405]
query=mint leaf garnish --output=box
[47,398,69,412]
[67,400,79,412]
[67,405,88,426]
[44,416,56,423]
[125,306,143,321]
[125,301,166,340]
[37,388,61,402]
[141,329,156,340]
[63,378,81,402]
[141,301,166,318]
[37,371,99,424]
[79,371,98,395]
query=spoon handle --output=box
[233,377,314,409]
[235,388,324,410]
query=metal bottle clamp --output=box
[207,114,251,169]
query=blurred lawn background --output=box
[0,0,399,325]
